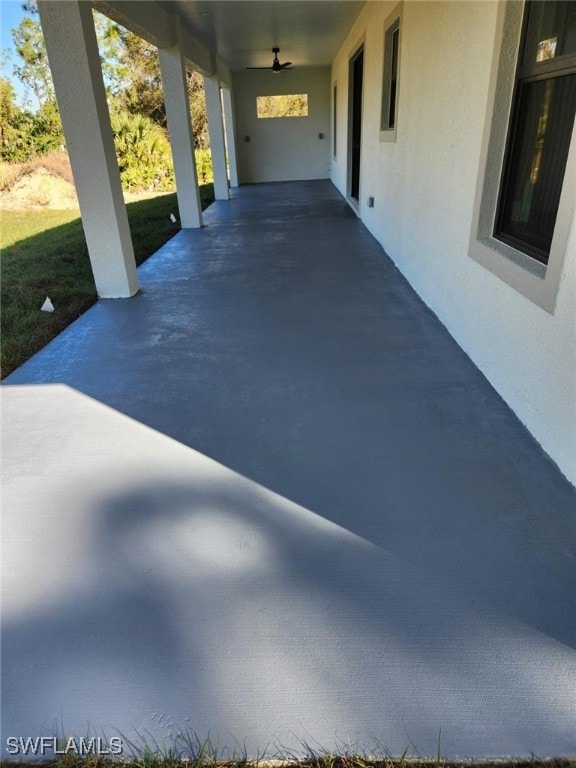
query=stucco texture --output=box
[233,67,331,183]
[330,0,576,485]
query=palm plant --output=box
[110,110,174,191]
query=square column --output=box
[204,76,230,200]
[222,86,239,188]
[38,1,138,298]
[158,24,203,228]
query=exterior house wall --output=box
[331,0,576,485]
[233,67,331,183]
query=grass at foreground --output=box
[0,186,214,378]
[0,733,573,768]
[0,757,574,768]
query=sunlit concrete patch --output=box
[3,181,576,758]
[2,384,576,758]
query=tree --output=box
[0,75,62,161]
[103,21,209,149]
[186,69,209,150]
[11,15,53,108]
[0,77,22,158]
[10,5,209,149]
[6,5,63,159]
[30,99,63,153]
[0,77,16,131]
[5,4,209,173]
[106,25,166,125]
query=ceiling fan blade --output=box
[246,49,294,72]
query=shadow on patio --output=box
[2,181,576,757]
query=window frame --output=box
[468,0,576,314]
[493,2,576,264]
[380,3,403,143]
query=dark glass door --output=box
[350,48,364,201]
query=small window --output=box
[494,0,576,264]
[380,5,402,142]
[382,22,399,129]
[256,94,308,118]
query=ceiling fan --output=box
[247,48,292,73]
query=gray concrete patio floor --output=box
[2,180,576,759]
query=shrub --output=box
[195,148,213,183]
[1,111,215,195]
[0,78,64,163]
[110,110,175,192]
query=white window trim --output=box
[468,0,576,314]
[380,2,403,144]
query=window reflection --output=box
[498,74,576,260]
[536,37,558,62]
[524,1,576,64]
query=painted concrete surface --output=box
[2,181,576,758]
[331,0,576,485]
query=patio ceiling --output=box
[107,0,366,71]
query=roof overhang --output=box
[92,0,366,83]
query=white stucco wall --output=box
[233,67,331,183]
[331,0,576,485]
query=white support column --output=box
[158,24,203,228]
[204,76,229,200]
[37,0,138,298]
[222,87,239,188]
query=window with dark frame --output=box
[495,0,576,265]
[381,17,400,131]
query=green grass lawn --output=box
[1,186,214,378]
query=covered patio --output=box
[3,181,576,757]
